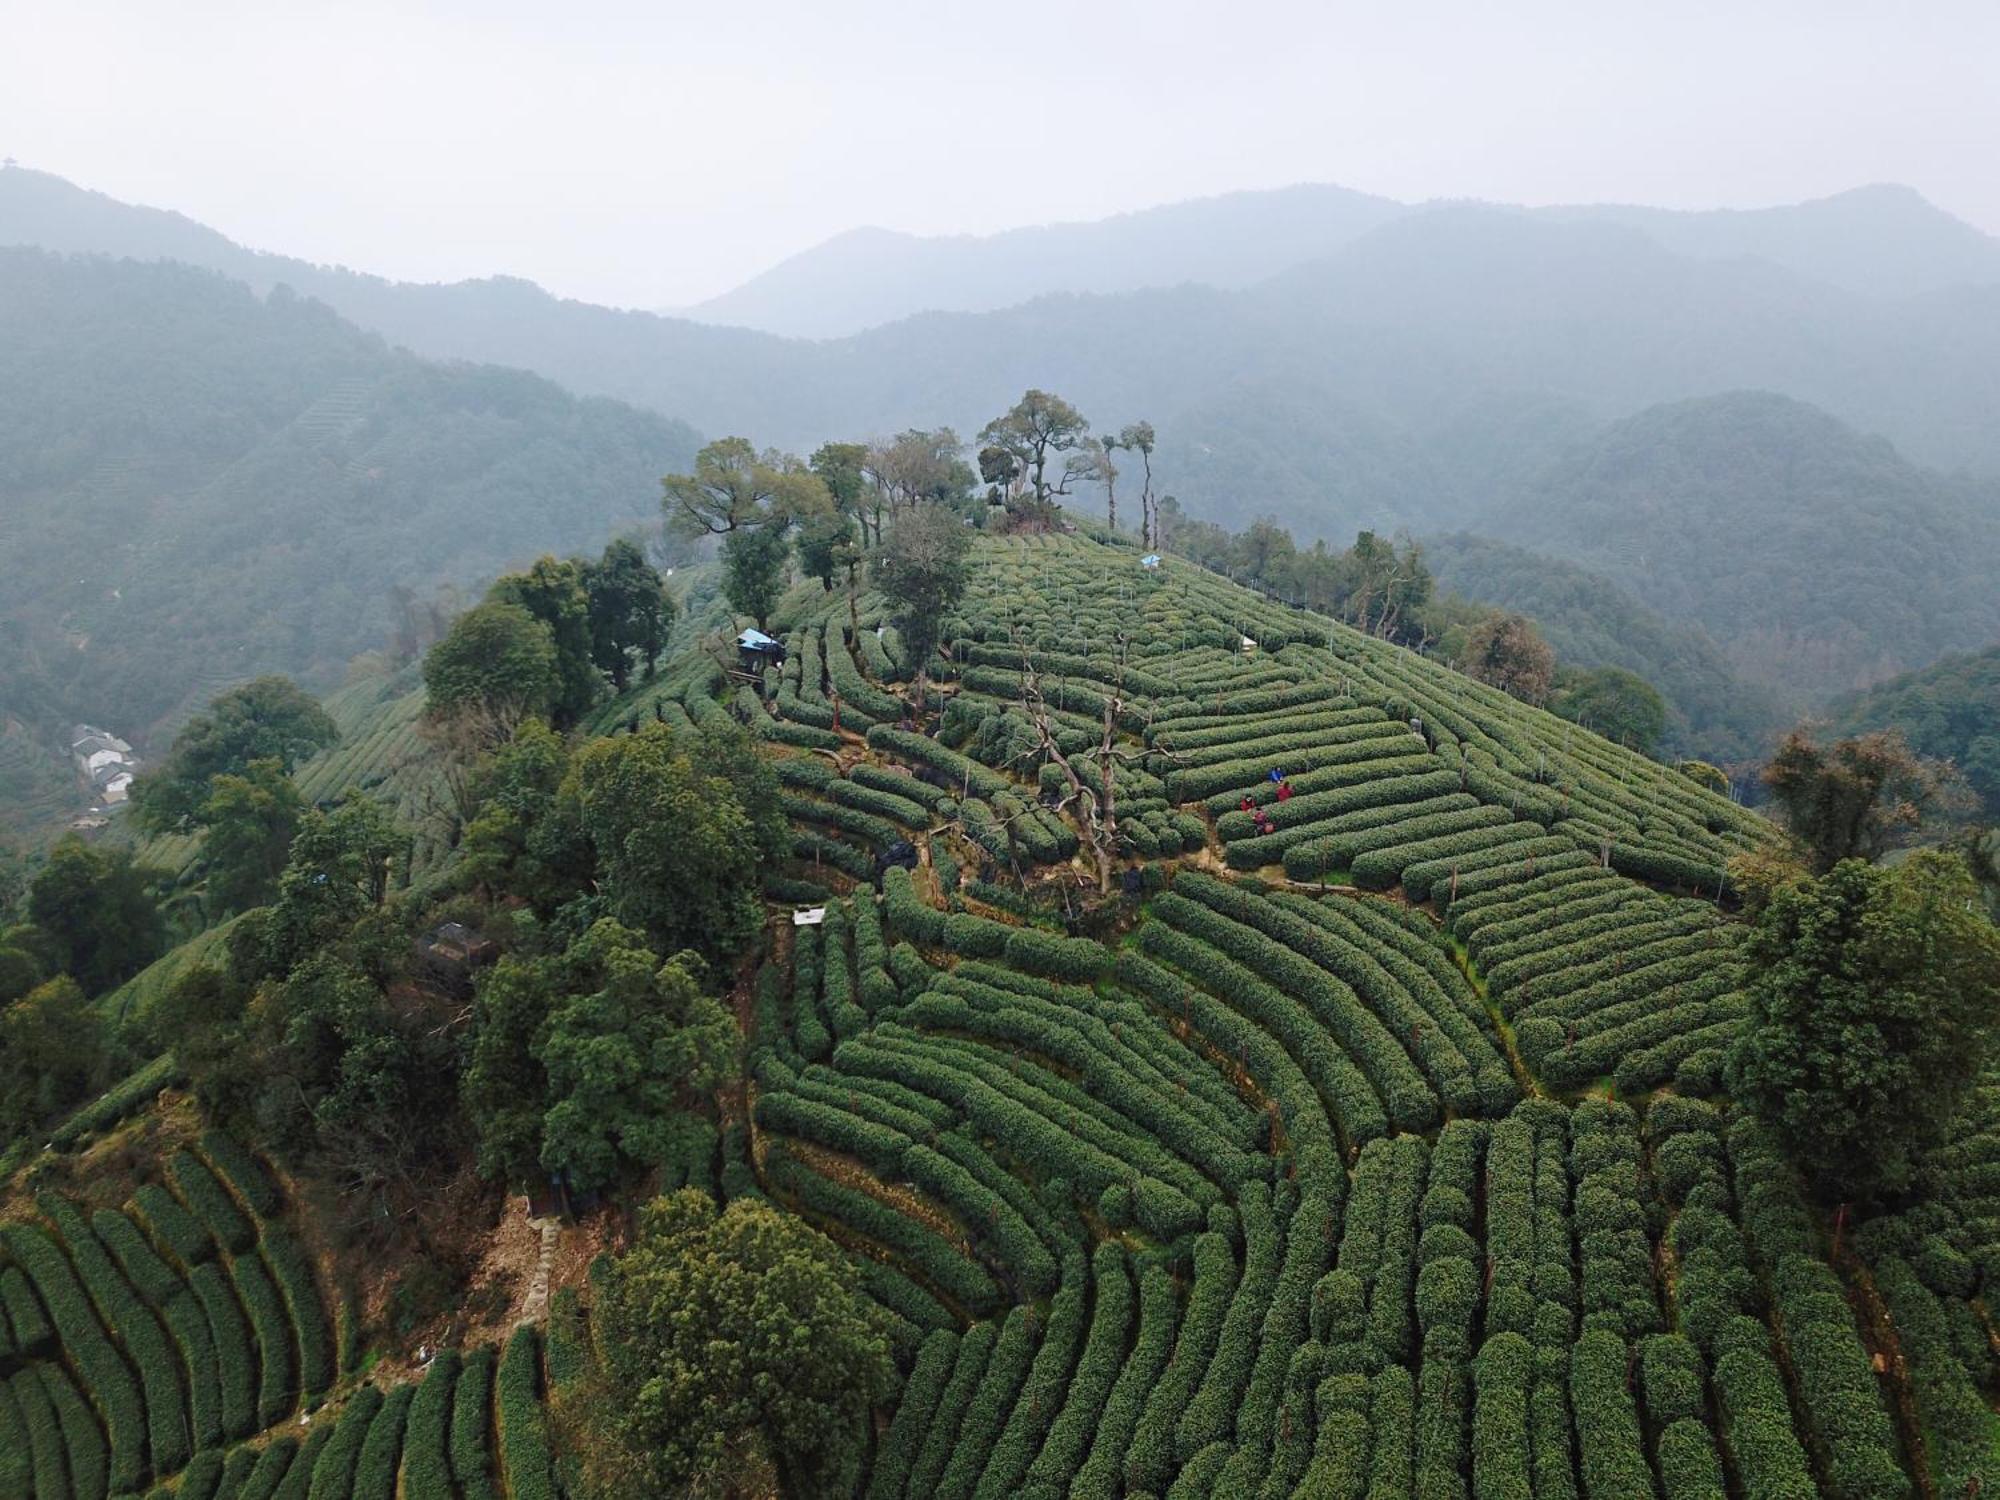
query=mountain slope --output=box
[1829,647,2000,818]
[0,247,700,748]
[1422,532,1783,761]
[1481,391,2000,701]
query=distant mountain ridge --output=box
[10,164,2000,534]
[685,179,2000,338]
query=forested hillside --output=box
[0,247,700,750]
[1830,646,2000,818]
[1424,533,1782,760]
[1481,390,2000,701]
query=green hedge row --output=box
[762,1144,1001,1314]
[171,1153,256,1256]
[1152,890,1432,1132]
[900,1320,999,1498]
[865,1329,958,1500]
[232,1252,295,1428]
[190,1259,258,1439]
[134,1183,213,1268]
[261,1228,334,1400]
[43,1192,192,1476]
[199,1132,283,1218]
[304,1381,381,1500]
[273,1423,334,1500]
[450,1346,499,1500]
[866,726,1011,799]
[1164,729,1424,803]
[401,1350,459,1499]
[1121,1225,1238,1493]
[1571,1329,1650,1499]
[1018,1244,1133,1498]
[4,1222,146,1491]
[498,1325,558,1500]
[1175,1183,1283,1463]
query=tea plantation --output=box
[572,531,1990,1497]
[0,1128,556,1498]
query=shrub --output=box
[499,1325,558,1500]
[451,1346,500,1500]
[134,1182,213,1266]
[172,1152,256,1255]
[403,1349,460,1500]
[1571,1329,1651,1500]
[191,1259,258,1439]
[262,1228,335,1399]
[303,1381,382,1500]
[200,1131,283,1218]
[3,1223,146,1492]
[233,1251,296,1427]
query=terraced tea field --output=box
[0,1130,557,1499]
[597,531,1990,1497]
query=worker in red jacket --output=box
[1276,781,1294,802]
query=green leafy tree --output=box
[1763,728,1964,873]
[422,600,561,739]
[199,758,305,914]
[465,919,734,1193]
[872,501,972,716]
[583,538,675,690]
[570,1189,893,1499]
[132,676,337,834]
[1551,666,1669,755]
[978,390,1089,517]
[25,837,165,993]
[457,718,583,901]
[663,438,828,538]
[261,796,410,978]
[793,507,854,593]
[491,557,601,727]
[0,976,109,1142]
[719,524,791,631]
[559,724,766,963]
[1727,852,2000,1201]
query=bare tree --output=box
[1013,634,1178,894]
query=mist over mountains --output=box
[3,161,1999,789]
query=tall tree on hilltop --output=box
[1075,434,1121,532]
[1763,728,1965,873]
[873,502,972,721]
[1727,851,2000,1202]
[1119,420,1158,546]
[566,1189,892,1499]
[978,390,1089,520]
[719,525,792,631]
[662,437,827,538]
[490,557,601,728]
[582,538,675,691]
[422,600,562,747]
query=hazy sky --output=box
[6,0,1997,308]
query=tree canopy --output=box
[132,676,337,835]
[1727,852,2000,1201]
[1763,728,1964,873]
[464,919,735,1194]
[569,1189,893,1499]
